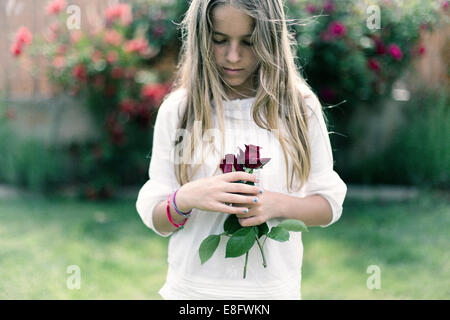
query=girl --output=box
[136,0,347,300]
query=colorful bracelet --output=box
[166,194,188,229]
[172,189,192,218]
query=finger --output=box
[223,171,257,184]
[238,216,262,227]
[226,182,261,195]
[217,203,249,215]
[221,192,259,205]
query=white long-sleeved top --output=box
[136,86,347,300]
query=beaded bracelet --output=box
[166,194,188,229]
[171,189,192,218]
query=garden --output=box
[0,0,449,300]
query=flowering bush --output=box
[287,0,442,106]
[11,0,182,198]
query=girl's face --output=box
[211,5,259,99]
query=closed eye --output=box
[212,39,253,46]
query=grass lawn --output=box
[0,190,448,299]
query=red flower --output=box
[388,44,403,61]
[368,58,381,72]
[141,83,169,105]
[105,3,132,26]
[419,46,426,56]
[10,42,22,57]
[72,64,87,82]
[372,36,386,55]
[46,0,66,15]
[220,144,271,173]
[119,99,136,115]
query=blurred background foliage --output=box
[1,0,449,198]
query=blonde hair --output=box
[169,0,315,193]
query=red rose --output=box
[368,58,381,72]
[220,144,271,173]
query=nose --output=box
[226,42,241,64]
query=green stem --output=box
[243,251,249,279]
[255,236,267,268]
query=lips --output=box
[224,67,243,71]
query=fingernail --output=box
[244,209,248,213]
[254,197,258,203]
[259,189,263,194]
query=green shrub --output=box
[351,90,449,188]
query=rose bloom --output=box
[105,3,132,26]
[104,30,123,46]
[15,27,32,45]
[368,58,381,72]
[124,38,150,56]
[329,21,347,37]
[141,83,168,104]
[46,0,66,15]
[10,42,22,57]
[388,44,403,61]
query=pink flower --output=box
[124,38,151,56]
[107,51,119,64]
[105,4,132,26]
[70,30,83,44]
[104,30,123,46]
[46,0,66,15]
[15,27,32,45]
[52,56,66,68]
[324,0,335,13]
[388,44,403,61]
[443,1,449,10]
[329,21,347,37]
[306,4,317,14]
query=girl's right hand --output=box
[175,171,261,215]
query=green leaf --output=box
[257,222,269,238]
[199,235,221,264]
[223,214,243,235]
[225,227,256,258]
[267,226,290,242]
[277,219,309,232]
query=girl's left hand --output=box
[232,189,279,227]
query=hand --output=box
[232,189,279,227]
[175,171,261,215]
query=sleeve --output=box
[135,91,185,237]
[302,93,347,228]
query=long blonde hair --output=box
[169,0,314,193]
